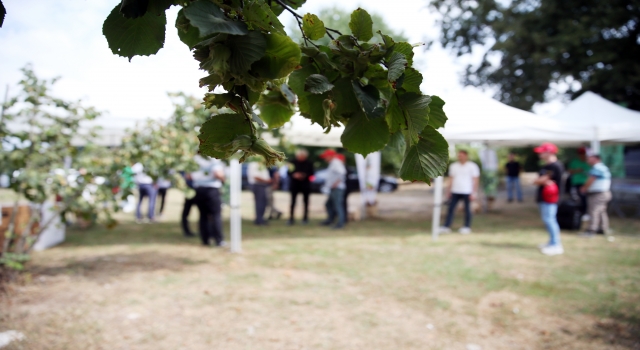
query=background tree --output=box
[0,66,118,268]
[100,0,450,183]
[430,0,640,111]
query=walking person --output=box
[247,160,272,225]
[266,166,283,220]
[156,177,171,219]
[505,153,523,202]
[192,155,226,247]
[580,154,612,236]
[533,143,564,256]
[181,172,196,237]
[568,147,590,216]
[319,149,346,229]
[439,150,480,234]
[288,149,314,225]
[132,163,157,223]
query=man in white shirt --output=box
[191,155,226,246]
[247,160,272,225]
[132,163,157,223]
[440,150,480,234]
[319,150,347,229]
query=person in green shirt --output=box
[567,147,590,214]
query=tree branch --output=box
[272,0,343,43]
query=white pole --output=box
[431,176,444,242]
[590,126,601,154]
[229,158,242,253]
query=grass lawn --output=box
[1,189,639,349]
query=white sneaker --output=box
[438,226,451,234]
[540,245,564,256]
[458,227,472,235]
[581,214,590,222]
[538,242,551,249]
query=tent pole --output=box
[230,158,242,253]
[590,126,601,154]
[431,176,444,242]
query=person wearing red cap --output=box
[319,149,347,229]
[533,142,565,256]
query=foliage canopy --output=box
[431,0,640,111]
[99,0,450,183]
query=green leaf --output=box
[147,0,176,15]
[398,126,449,184]
[427,95,447,129]
[198,113,253,158]
[175,9,201,49]
[349,8,373,42]
[351,81,384,119]
[102,4,166,60]
[400,68,422,93]
[387,52,407,82]
[397,93,431,146]
[388,131,406,152]
[341,111,390,156]
[391,42,414,66]
[199,74,225,91]
[299,93,328,125]
[258,90,295,128]
[203,92,233,109]
[302,13,325,40]
[332,77,359,116]
[305,74,334,94]
[200,44,231,75]
[243,0,286,35]
[252,33,301,79]
[183,0,248,37]
[227,31,267,74]
[288,57,318,96]
[386,94,406,133]
[119,0,149,18]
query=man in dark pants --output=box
[180,173,196,237]
[439,150,480,235]
[288,148,314,225]
[191,156,226,247]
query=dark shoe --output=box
[275,212,282,220]
[302,219,309,225]
[287,219,294,226]
[508,199,513,203]
[332,224,344,230]
[255,221,269,226]
[184,233,196,238]
[320,220,333,226]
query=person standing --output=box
[156,177,171,219]
[320,149,347,229]
[580,154,612,236]
[439,150,480,234]
[191,155,225,246]
[533,143,564,256]
[132,163,157,223]
[505,153,523,202]
[266,166,283,220]
[567,147,590,215]
[288,149,314,225]
[247,160,272,225]
[181,172,196,237]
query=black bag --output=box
[556,200,583,230]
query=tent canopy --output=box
[550,91,640,143]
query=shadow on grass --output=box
[478,242,533,250]
[31,251,208,282]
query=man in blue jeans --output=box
[533,143,565,256]
[439,150,480,235]
[319,149,346,229]
[505,153,523,202]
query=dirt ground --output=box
[1,183,639,349]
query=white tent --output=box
[438,88,586,146]
[550,91,640,151]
